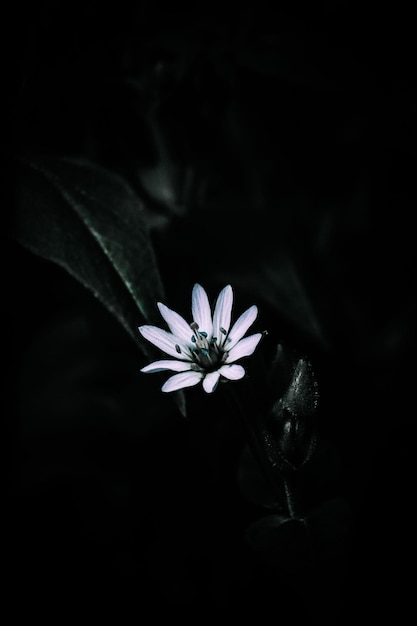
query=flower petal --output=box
[141,359,194,374]
[138,325,192,359]
[202,370,221,393]
[225,305,258,350]
[218,364,246,380]
[191,283,213,338]
[212,284,233,347]
[225,333,262,363]
[157,302,193,344]
[161,370,203,392]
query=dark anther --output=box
[220,327,227,335]
[175,344,182,353]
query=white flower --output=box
[138,283,262,394]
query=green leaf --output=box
[14,155,164,354]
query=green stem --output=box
[282,473,302,520]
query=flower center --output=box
[190,321,225,370]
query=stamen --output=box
[190,321,202,343]
[175,344,182,354]
[220,327,227,335]
[188,320,219,366]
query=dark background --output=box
[8,2,416,623]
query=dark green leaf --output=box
[14,155,164,354]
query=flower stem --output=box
[282,473,302,520]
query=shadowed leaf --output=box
[14,155,164,353]
[14,155,187,416]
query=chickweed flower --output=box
[138,283,262,393]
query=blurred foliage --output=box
[8,1,416,622]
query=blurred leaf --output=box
[246,514,311,573]
[14,155,164,354]
[17,314,177,435]
[221,256,329,349]
[306,498,352,561]
[301,436,343,499]
[268,343,295,399]
[236,443,283,510]
[246,497,351,574]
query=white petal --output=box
[225,305,258,350]
[141,360,194,373]
[191,284,213,337]
[225,333,262,363]
[202,370,221,393]
[157,302,192,343]
[161,370,203,392]
[218,364,246,380]
[212,284,233,347]
[138,325,192,359]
